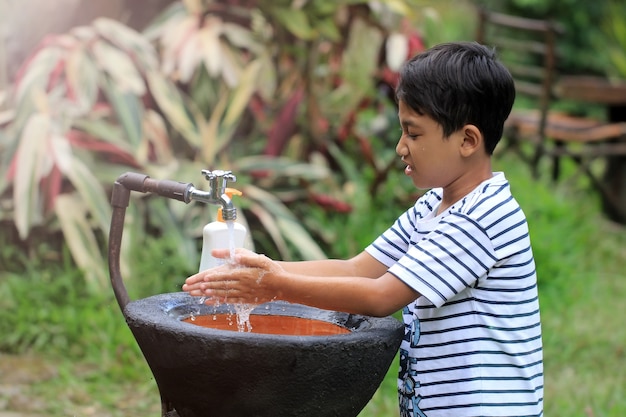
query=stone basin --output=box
[124,292,403,417]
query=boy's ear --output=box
[459,124,484,157]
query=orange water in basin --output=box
[184,314,351,335]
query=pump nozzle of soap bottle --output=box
[199,188,247,272]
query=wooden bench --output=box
[476,8,626,222]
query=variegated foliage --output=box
[0,0,421,292]
[604,1,626,78]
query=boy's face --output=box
[396,100,465,190]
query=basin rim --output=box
[124,292,403,344]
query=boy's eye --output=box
[399,126,420,139]
[400,127,419,139]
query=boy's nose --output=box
[395,138,407,157]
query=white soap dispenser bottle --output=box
[199,188,247,272]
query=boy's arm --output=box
[277,251,387,279]
[183,248,418,317]
[276,270,418,317]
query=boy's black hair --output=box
[395,41,515,155]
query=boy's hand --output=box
[182,248,284,304]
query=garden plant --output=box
[0,0,424,292]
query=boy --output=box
[184,42,544,417]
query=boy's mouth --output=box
[401,158,413,175]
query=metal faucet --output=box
[109,170,240,309]
[187,170,238,221]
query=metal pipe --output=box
[108,173,196,312]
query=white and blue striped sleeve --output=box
[387,212,496,308]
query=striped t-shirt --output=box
[366,172,543,417]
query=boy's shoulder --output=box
[454,173,530,240]
[457,173,518,216]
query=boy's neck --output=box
[437,164,493,215]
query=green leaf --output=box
[101,76,144,148]
[608,47,626,78]
[158,16,198,79]
[199,24,223,78]
[256,51,278,101]
[248,202,290,256]
[178,29,201,83]
[54,193,107,293]
[313,16,341,41]
[270,7,315,40]
[325,17,384,119]
[146,70,204,146]
[49,131,73,174]
[15,47,64,102]
[93,17,159,70]
[149,199,199,271]
[309,0,345,15]
[142,2,186,42]
[65,48,99,115]
[217,43,243,88]
[0,109,13,126]
[224,59,262,126]
[376,0,413,16]
[91,39,146,95]
[276,215,327,260]
[236,155,330,180]
[72,118,129,152]
[0,127,13,197]
[141,109,175,165]
[13,113,54,238]
[202,85,230,164]
[182,0,203,15]
[243,185,326,260]
[222,22,263,53]
[196,55,261,162]
[341,17,384,92]
[61,155,112,235]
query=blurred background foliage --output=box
[476,0,625,77]
[0,0,425,292]
[1,0,624,292]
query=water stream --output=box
[226,220,236,263]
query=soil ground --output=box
[0,353,54,417]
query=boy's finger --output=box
[234,252,270,269]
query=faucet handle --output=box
[201,169,237,182]
[201,169,237,192]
